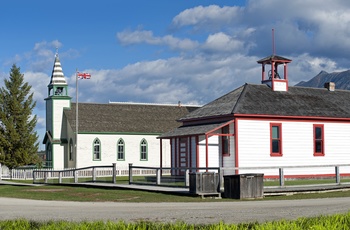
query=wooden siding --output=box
[53,100,70,140]
[75,134,166,169]
[236,119,350,176]
[223,123,236,175]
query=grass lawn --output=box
[2,179,350,202]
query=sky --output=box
[1,0,350,150]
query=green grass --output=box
[264,177,350,186]
[2,213,350,229]
[2,181,350,202]
[0,184,218,202]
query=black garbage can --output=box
[189,172,220,194]
[224,174,264,199]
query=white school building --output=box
[160,53,350,178]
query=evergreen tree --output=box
[0,64,39,169]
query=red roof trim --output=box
[234,113,350,122]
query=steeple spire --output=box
[48,52,68,96]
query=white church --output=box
[42,54,199,169]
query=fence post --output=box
[74,170,78,183]
[92,167,96,182]
[219,167,224,190]
[0,163,2,180]
[58,171,62,184]
[112,163,117,184]
[156,168,161,185]
[129,163,133,184]
[44,171,48,184]
[335,166,340,184]
[279,168,285,186]
[185,169,189,187]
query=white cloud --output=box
[172,5,242,30]
[116,29,199,51]
[202,32,245,53]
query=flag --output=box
[77,72,91,79]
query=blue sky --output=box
[1,0,350,149]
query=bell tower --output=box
[43,52,71,169]
[257,29,292,92]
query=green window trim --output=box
[140,139,148,161]
[117,138,125,161]
[93,138,102,161]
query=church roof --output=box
[160,83,350,138]
[48,54,67,86]
[63,102,199,134]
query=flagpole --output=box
[75,69,78,169]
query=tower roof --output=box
[49,53,67,86]
[257,54,292,64]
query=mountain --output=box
[295,70,350,90]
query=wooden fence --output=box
[2,163,350,188]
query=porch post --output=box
[160,138,163,176]
[205,134,209,171]
[112,163,117,184]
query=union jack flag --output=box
[77,72,91,79]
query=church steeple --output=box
[48,52,68,97]
[44,52,71,169]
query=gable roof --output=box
[63,102,199,134]
[160,83,350,138]
[180,83,350,121]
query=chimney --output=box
[324,82,335,91]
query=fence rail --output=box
[2,163,350,189]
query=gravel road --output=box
[1,197,350,224]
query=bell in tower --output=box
[257,29,292,92]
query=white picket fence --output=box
[0,164,133,180]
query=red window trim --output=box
[270,123,282,157]
[313,124,325,156]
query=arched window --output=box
[69,138,74,161]
[140,139,148,161]
[117,138,125,161]
[93,138,101,160]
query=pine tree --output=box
[0,64,39,169]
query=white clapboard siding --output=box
[237,119,350,176]
[52,100,70,139]
[75,133,165,169]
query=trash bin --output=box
[224,174,264,199]
[189,172,220,194]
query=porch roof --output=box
[159,121,229,138]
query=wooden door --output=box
[179,138,188,175]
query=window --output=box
[117,138,125,161]
[270,123,282,156]
[222,125,230,155]
[93,138,101,160]
[314,124,324,156]
[140,139,148,161]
